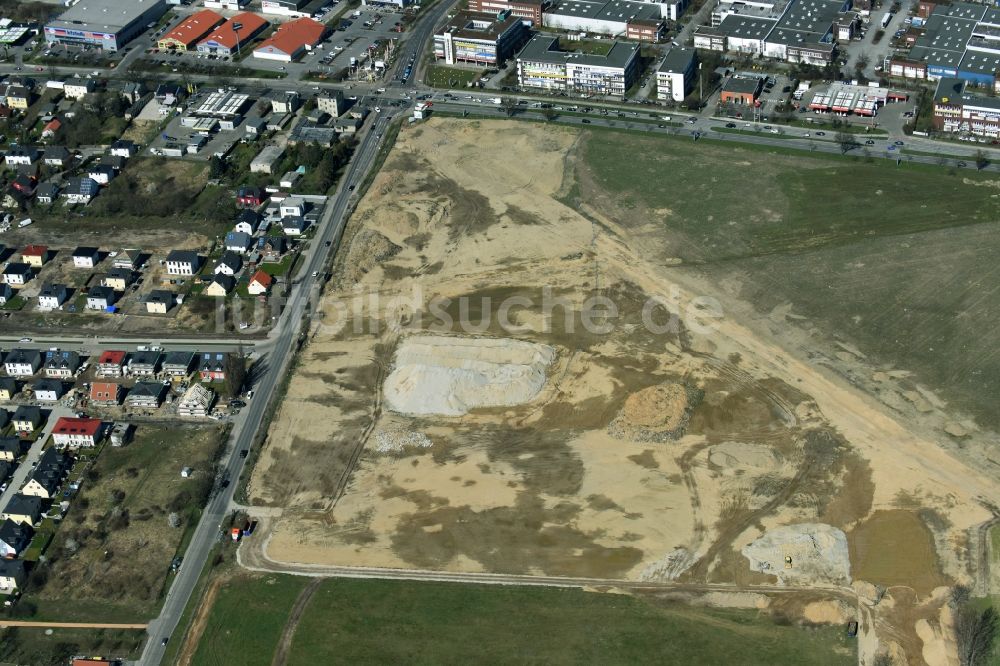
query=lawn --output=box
[425,65,481,89]
[0,626,144,665]
[557,37,613,56]
[190,574,308,666]
[284,579,854,665]
[22,424,226,622]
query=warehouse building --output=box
[261,0,311,17]
[45,0,168,52]
[158,9,226,51]
[253,17,328,62]
[469,0,546,25]
[196,12,269,55]
[656,46,697,102]
[433,10,530,66]
[542,0,667,39]
[516,34,639,99]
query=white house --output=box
[213,251,242,276]
[51,417,103,448]
[0,559,26,595]
[71,246,100,268]
[63,80,95,99]
[110,139,138,158]
[2,262,33,286]
[165,250,202,276]
[86,285,117,310]
[279,197,305,218]
[4,349,41,377]
[37,283,68,309]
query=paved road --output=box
[0,406,72,512]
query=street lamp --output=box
[231,21,243,59]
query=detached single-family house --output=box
[213,251,242,276]
[2,262,33,286]
[12,405,42,433]
[1,494,42,527]
[21,244,48,267]
[224,231,253,254]
[102,267,135,291]
[126,381,167,409]
[0,283,12,304]
[199,352,228,381]
[63,176,100,204]
[35,181,59,204]
[4,146,39,167]
[247,269,273,296]
[257,236,287,262]
[43,146,70,168]
[146,290,175,314]
[33,378,65,402]
[113,248,141,270]
[0,558,26,595]
[11,174,36,197]
[128,350,160,377]
[100,154,127,172]
[165,250,202,276]
[205,274,235,296]
[87,164,116,185]
[279,197,306,218]
[5,84,31,110]
[86,285,117,310]
[110,139,138,158]
[237,185,265,208]
[162,351,194,377]
[72,246,100,268]
[37,283,68,309]
[96,350,126,377]
[4,349,41,377]
[43,350,80,378]
[0,377,17,401]
[281,216,308,236]
[21,448,69,498]
[0,409,8,430]
[41,118,61,139]
[64,80,95,99]
[52,416,103,448]
[0,519,32,558]
[0,437,25,462]
[90,381,121,406]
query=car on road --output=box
[865,139,875,145]
[657,124,666,128]
[240,449,249,458]
[686,116,697,124]
[582,119,591,123]
[725,122,736,128]
[325,240,332,246]
[311,271,319,278]
[816,131,826,136]
[18,337,31,342]
[894,140,904,145]
[958,161,968,167]
[348,184,356,191]
[161,637,169,646]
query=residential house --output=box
[12,405,42,433]
[52,416,103,448]
[237,185,265,207]
[120,81,145,104]
[213,251,242,276]
[63,176,100,204]
[0,409,8,431]
[43,146,70,168]
[110,423,134,446]
[281,216,308,236]
[100,154,127,172]
[2,189,26,210]
[89,381,121,406]
[165,250,202,276]
[178,383,215,416]
[113,249,141,270]
[0,559,26,596]
[87,164,116,186]
[279,197,306,218]
[126,382,167,409]
[37,283,68,309]
[21,448,69,499]
[224,231,253,254]
[244,116,267,137]
[5,85,31,110]
[43,350,80,378]
[257,236,287,262]
[205,274,235,296]
[33,378,65,402]
[102,267,135,291]
[234,209,263,235]
[0,284,12,305]
[0,377,17,401]
[96,350,126,377]
[162,351,194,377]
[110,139,138,158]
[155,84,183,102]
[86,285,117,310]
[71,246,100,268]
[247,269,273,296]
[199,352,228,381]
[21,244,48,267]
[0,519,32,558]
[35,181,59,204]
[268,91,301,114]
[1,494,41,527]
[41,118,61,139]
[0,437,24,462]
[4,349,41,377]
[11,174,36,197]
[146,290,175,314]
[2,262,33,286]
[127,350,160,377]
[64,80,95,99]
[4,147,39,166]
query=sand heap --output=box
[374,428,433,454]
[384,335,556,416]
[742,523,851,585]
[608,383,694,442]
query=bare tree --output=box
[954,604,998,666]
[835,131,859,154]
[500,96,517,117]
[541,107,558,122]
[975,149,989,171]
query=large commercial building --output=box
[516,34,639,99]
[196,12,269,55]
[433,11,530,66]
[261,0,311,17]
[253,17,328,61]
[542,0,669,38]
[469,0,546,25]
[656,46,696,102]
[933,76,1000,136]
[694,0,851,64]
[890,3,1000,91]
[44,0,168,52]
[158,9,226,51]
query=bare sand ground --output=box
[246,119,1000,661]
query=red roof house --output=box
[52,416,103,448]
[247,269,273,295]
[97,350,127,377]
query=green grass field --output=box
[425,65,481,89]
[0,627,144,665]
[188,575,852,665]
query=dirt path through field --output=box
[176,577,224,666]
[271,577,324,666]
[0,621,148,629]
